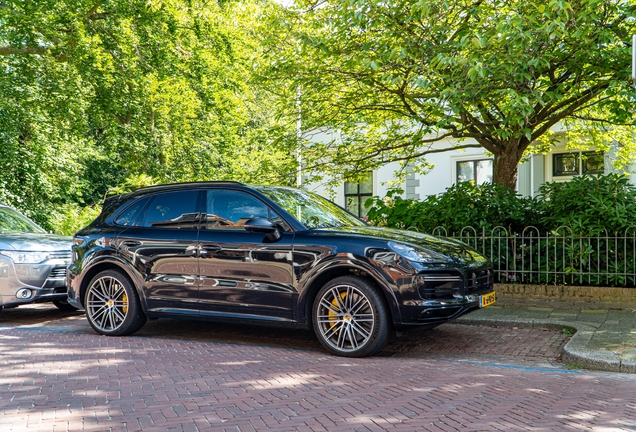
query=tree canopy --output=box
[0,0,296,231]
[261,0,636,189]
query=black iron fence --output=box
[424,226,636,287]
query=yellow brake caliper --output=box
[328,292,347,333]
[122,293,128,314]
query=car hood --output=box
[315,226,488,266]
[0,233,73,252]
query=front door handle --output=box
[199,245,221,257]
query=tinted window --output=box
[255,186,364,229]
[114,197,150,226]
[143,191,200,229]
[205,190,288,230]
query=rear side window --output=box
[142,191,200,229]
[114,197,150,226]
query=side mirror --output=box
[244,218,281,241]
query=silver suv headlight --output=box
[0,251,52,264]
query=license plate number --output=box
[479,291,496,308]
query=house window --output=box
[457,159,493,185]
[345,173,373,218]
[553,151,604,177]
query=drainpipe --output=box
[530,155,535,198]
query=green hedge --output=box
[366,174,636,236]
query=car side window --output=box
[142,191,200,229]
[114,197,150,226]
[205,190,289,231]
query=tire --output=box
[312,276,390,357]
[52,299,79,311]
[84,270,147,336]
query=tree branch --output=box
[0,45,49,56]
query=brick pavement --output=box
[0,327,635,431]
[0,305,632,431]
[0,305,569,366]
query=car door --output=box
[116,189,202,316]
[197,188,296,321]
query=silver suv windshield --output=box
[0,207,46,234]
[255,186,366,229]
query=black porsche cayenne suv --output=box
[67,182,495,357]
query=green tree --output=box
[0,0,295,231]
[262,0,636,188]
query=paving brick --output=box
[1,305,636,431]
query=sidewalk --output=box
[457,305,636,373]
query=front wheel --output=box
[85,270,146,336]
[312,276,390,357]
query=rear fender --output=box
[74,254,148,311]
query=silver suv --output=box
[0,203,75,310]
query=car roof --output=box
[135,181,246,193]
[105,181,248,201]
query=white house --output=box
[306,130,636,218]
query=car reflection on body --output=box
[67,182,495,357]
[0,203,75,310]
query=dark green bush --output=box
[366,182,537,234]
[367,174,636,235]
[536,174,636,235]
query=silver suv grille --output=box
[49,251,72,260]
[48,267,67,279]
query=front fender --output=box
[296,254,402,325]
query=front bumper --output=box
[0,255,69,307]
[396,266,495,326]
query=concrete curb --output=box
[456,315,632,374]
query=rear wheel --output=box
[85,270,146,336]
[52,299,78,311]
[312,276,390,357]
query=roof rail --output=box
[135,181,246,193]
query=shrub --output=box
[535,174,636,235]
[366,182,536,234]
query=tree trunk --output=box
[492,146,523,190]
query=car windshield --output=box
[0,207,46,234]
[255,186,366,229]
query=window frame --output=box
[455,158,493,185]
[552,150,605,178]
[344,173,374,218]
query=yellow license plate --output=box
[479,291,496,308]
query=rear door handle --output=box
[121,240,141,248]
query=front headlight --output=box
[387,242,448,263]
[0,250,52,264]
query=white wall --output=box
[303,127,636,206]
